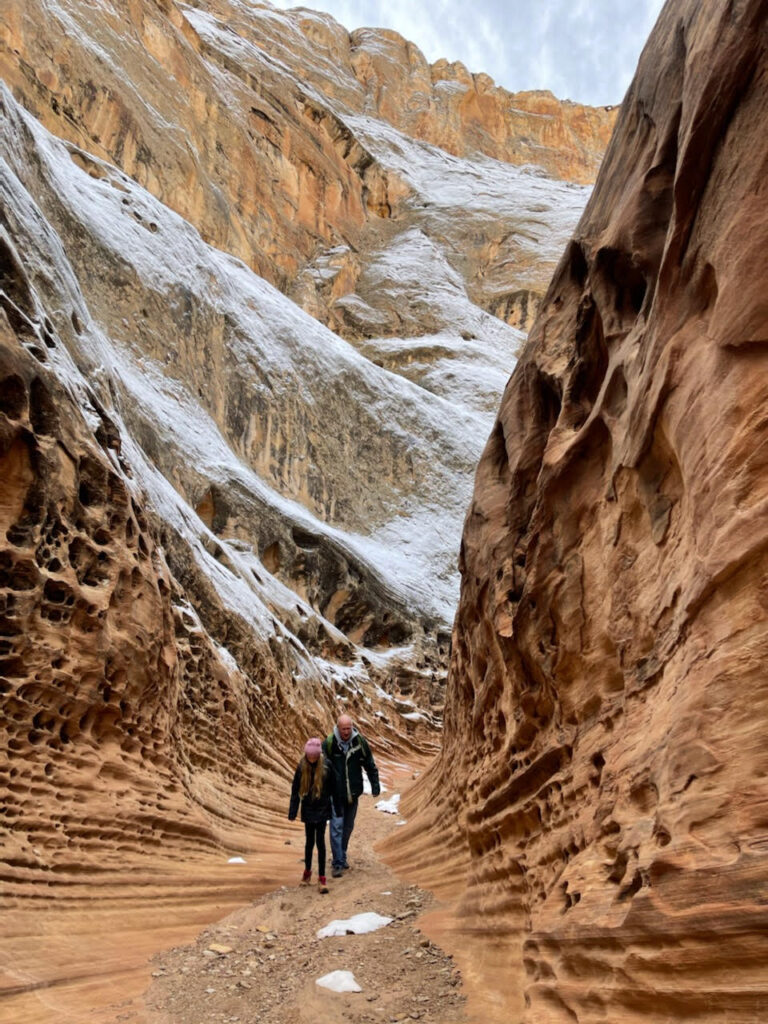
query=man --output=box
[323,713,380,877]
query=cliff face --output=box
[0,78,442,890]
[388,0,768,1020]
[0,0,613,334]
[0,0,617,1015]
[0,72,466,1016]
[0,0,614,939]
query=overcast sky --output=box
[267,0,667,106]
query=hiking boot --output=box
[317,876,329,894]
[342,862,350,871]
[331,866,343,878]
[300,869,312,885]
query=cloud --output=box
[266,0,666,105]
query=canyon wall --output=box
[0,0,614,334]
[388,0,768,1020]
[0,0,616,1015]
[0,78,446,898]
[0,76,451,1018]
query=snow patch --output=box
[317,912,393,938]
[363,775,386,795]
[316,969,362,993]
[375,794,401,814]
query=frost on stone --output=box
[375,794,401,814]
[317,912,393,938]
[316,969,363,993]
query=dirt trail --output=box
[109,787,466,1024]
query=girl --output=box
[288,737,335,893]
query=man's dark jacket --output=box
[323,728,380,805]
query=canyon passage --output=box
[1,0,767,1022]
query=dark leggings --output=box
[304,821,327,875]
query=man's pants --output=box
[330,797,359,868]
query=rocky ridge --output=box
[0,0,613,335]
[386,1,768,1021]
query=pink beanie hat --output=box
[304,737,322,757]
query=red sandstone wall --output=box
[0,0,613,309]
[387,1,768,1019]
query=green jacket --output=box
[323,728,380,804]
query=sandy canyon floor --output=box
[140,805,466,1024]
[2,771,477,1024]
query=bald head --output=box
[337,714,353,741]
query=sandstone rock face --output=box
[0,304,284,867]
[0,87,454,1024]
[0,73,451,989]
[0,2,613,1015]
[0,0,613,335]
[0,68,451,837]
[388,1,768,1020]
[0,0,608,703]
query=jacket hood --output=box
[333,724,359,745]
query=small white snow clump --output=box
[375,794,401,814]
[316,970,362,993]
[317,912,393,938]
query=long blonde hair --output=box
[299,754,326,799]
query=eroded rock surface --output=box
[388,1,768,1020]
[0,0,613,334]
[0,1,615,1016]
[0,82,452,1023]
[0,73,453,895]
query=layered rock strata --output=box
[0,0,613,334]
[0,0,614,1015]
[0,77,449,930]
[387,0,768,1020]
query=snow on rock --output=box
[0,82,460,734]
[0,83,478,627]
[317,913,393,938]
[0,78,453,886]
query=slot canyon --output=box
[0,0,766,1021]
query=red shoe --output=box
[317,876,329,894]
[301,869,312,885]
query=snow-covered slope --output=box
[0,0,602,911]
[2,84,484,625]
